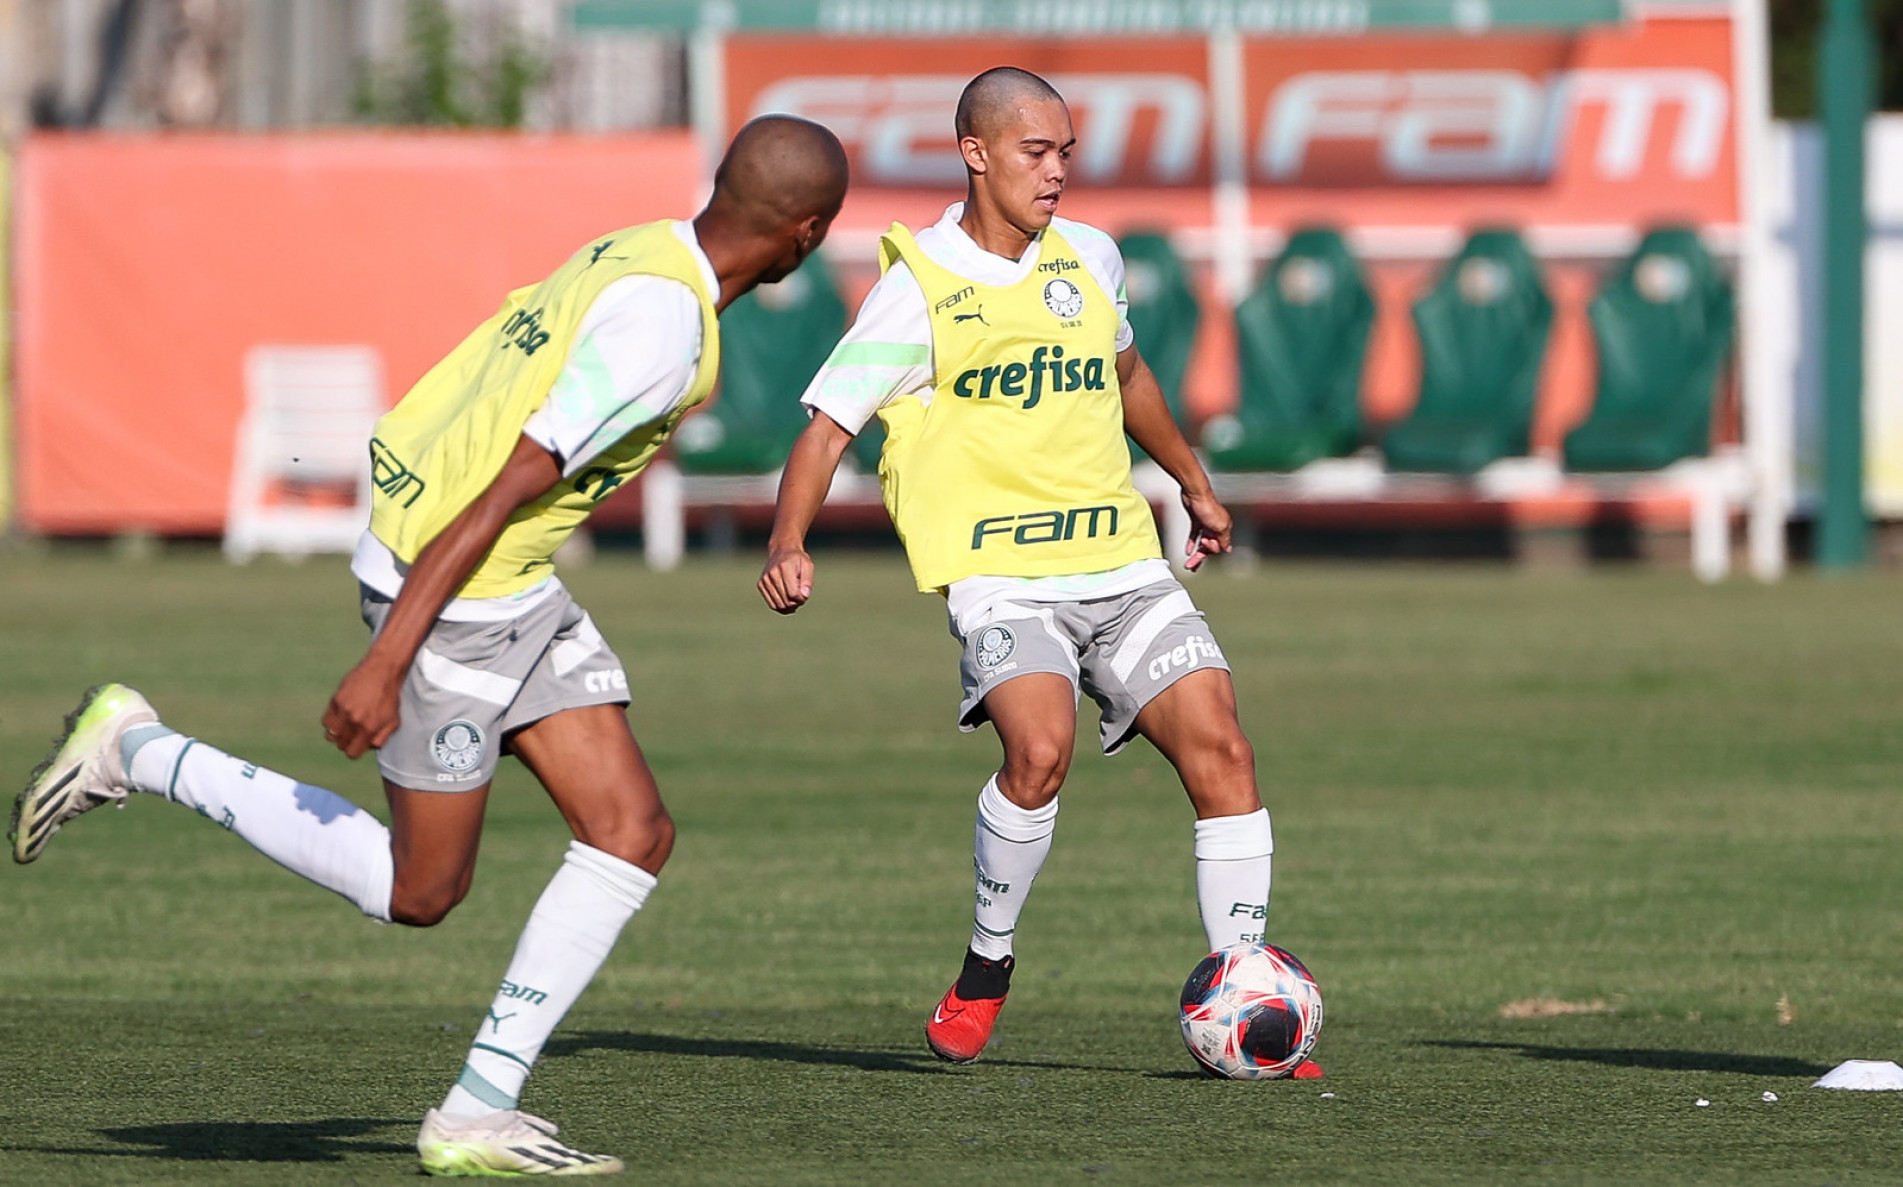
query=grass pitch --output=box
[3,549,1902,1184]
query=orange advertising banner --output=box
[1244,17,1738,231]
[728,17,1740,446]
[14,133,702,534]
[728,36,1214,189]
[725,35,1217,235]
[729,16,1739,232]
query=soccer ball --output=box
[1178,942,1323,1080]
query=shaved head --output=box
[710,115,850,233]
[695,115,849,300]
[955,67,1065,142]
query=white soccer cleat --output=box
[12,683,157,864]
[417,1108,624,1177]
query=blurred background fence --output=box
[1,0,1898,578]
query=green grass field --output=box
[3,548,1903,1184]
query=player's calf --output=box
[15,684,396,919]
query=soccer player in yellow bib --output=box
[15,117,849,1175]
[759,69,1318,1078]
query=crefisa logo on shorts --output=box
[975,624,1016,670]
[432,719,486,775]
[1148,635,1224,682]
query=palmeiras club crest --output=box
[432,719,486,773]
[1042,277,1084,319]
[975,624,1017,670]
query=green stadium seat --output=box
[673,254,846,474]
[1563,227,1735,472]
[1203,227,1373,472]
[1119,230,1200,429]
[1383,229,1553,475]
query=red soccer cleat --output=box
[925,951,1014,1063]
[1291,1059,1325,1080]
[926,983,1008,1064]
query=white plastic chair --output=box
[224,345,384,562]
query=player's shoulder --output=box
[585,271,703,334]
[1052,216,1120,256]
[861,254,926,311]
[1052,217,1124,272]
[1050,217,1126,297]
[822,257,930,356]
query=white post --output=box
[1733,0,1790,579]
[689,1,732,186]
[1691,465,1730,583]
[643,460,685,571]
[1206,26,1252,305]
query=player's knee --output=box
[1211,731,1254,776]
[1001,739,1070,806]
[388,883,464,928]
[577,800,674,872]
[386,853,474,928]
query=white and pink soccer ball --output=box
[1179,942,1324,1079]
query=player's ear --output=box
[794,212,825,257]
[960,135,988,175]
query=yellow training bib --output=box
[874,223,1159,591]
[367,220,720,599]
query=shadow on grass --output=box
[6,1117,411,1163]
[549,1030,1111,1073]
[1428,1040,1832,1077]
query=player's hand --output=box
[759,546,815,614]
[1181,488,1233,572]
[322,658,403,759]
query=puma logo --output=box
[486,1008,517,1032]
[953,308,988,326]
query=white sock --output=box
[969,776,1058,961]
[440,841,656,1119]
[1194,808,1274,952]
[125,730,393,921]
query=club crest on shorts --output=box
[975,624,1017,670]
[1042,277,1084,319]
[432,719,485,774]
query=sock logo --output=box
[497,979,548,1006]
[486,1008,517,1032]
[1228,902,1268,920]
[432,720,486,774]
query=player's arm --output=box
[759,261,931,614]
[1118,345,1232,571]
[759,411,854,614]
[324,435,563,758]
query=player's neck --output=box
[693,210,773,312]
[958,191,1040,262]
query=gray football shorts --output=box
[360,584,630,791]
[956,578,1231,755]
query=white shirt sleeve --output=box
[798,262,936,435]
[521,274,704,477]
[1060,220,1136,354]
